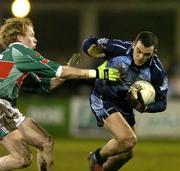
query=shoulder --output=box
[10,42,40,56]
[151,55,167,75]
[9,42,27,49]
[150,55,168,90]
[9,42,30,55]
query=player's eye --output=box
[143,53,152,57]
[137,49,141,54]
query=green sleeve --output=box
[11,44,61,78]
[21,73,51,94]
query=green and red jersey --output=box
[0,42,61,105]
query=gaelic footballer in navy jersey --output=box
[83,31,168,171]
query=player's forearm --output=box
[146,100,167,113]
[60,66,96,79]
[50,77,66,90]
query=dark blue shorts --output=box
[90,91,135,127]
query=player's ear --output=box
[16,34,23,42]
[132,41,135,49]
[153,48,158,54]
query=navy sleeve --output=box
[105,39,132,57]
[146,57,168,113]
[82,37,132,58]
[146,89,167,112]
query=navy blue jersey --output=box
[83,37,168,113]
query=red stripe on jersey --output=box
[0,61,14,79]
[16,72,29,88]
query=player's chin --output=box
[134,61,144,66]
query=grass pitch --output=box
[0,138,179,171]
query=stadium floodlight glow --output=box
[11,0,31,18]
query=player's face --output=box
[17,26,37,49]
[132,41,154,66]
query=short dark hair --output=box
[134,31,158,50]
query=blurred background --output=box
[0,0,180,171]
[1,0,180,97]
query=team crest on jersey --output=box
[40,58,49,64]
[35,52,41,57]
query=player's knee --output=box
[40,135,54,151]
[117,134,137,151]
[18,152,33,168]
[124,135,137,150]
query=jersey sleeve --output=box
[82,37,132,58]
[21,72,51,94]
[146,58,168,113]
[98,38,132,57]
[146,84,168,113]
[11,44,61,78]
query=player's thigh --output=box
[103,112,136,140]
[0,129,31,157]
[18,117,52,148]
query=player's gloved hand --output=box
[127,90,146,113]
[96,60,121,81]
[87,44,106,58]
[67,53,81,66]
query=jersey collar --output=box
[9,42,28,48]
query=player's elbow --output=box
[161,100,167,112]
[161,104,167,112]
[157,102,167,112]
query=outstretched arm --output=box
[50,53,81,89]
[13,44,120,81]
[60,64,121,82]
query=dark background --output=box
[1,0,180,97]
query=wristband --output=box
[88,69,96,78]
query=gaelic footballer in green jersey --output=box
[0,17,121,171]
[0,43,60,104]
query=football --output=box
[129,80,156,105]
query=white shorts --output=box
[0,99,26,139]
